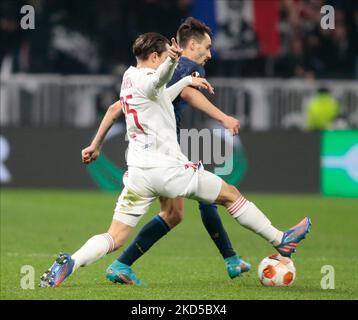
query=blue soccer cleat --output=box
[106,260,143,286]
[225,255,251,279]
[39,252,74,288]
[275,217,312,257]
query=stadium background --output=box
[1,0,358,300]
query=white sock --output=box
[71,233,115,271]
[227,196,283,246]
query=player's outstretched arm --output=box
[166,76,214,102]
[82,101,123,164]
[151,38,183,93]
[181,86,240,135]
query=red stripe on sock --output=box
[233,197,246,211]
[228,197,243,212]
[232,200,247,215]
[108,234,115,252]
[102,234,111,251]
[102,233,115,252]
[228,197,247,215]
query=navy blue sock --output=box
[118,215,170,266]
[199,202,236,259]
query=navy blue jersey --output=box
[167,56,205,140]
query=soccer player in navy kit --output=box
[39,31,310,289]
[106,18,251,285]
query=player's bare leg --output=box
[106,197,184,285]
[158,196,184,227]
[159,197,250,278]
[40,220,133,288]
[107,195,249,285]
[215,180,311,257]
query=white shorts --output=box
[113,162,222,227]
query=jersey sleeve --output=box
[166,76,193,101]
[138,57,178,100]
[167,61,205,88]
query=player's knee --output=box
[216,183,241,206]
[226,185,241,204]
[230,185,241,197]
[160,208,183,228]
[170,207,184,226]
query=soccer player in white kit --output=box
[40,33,311,288]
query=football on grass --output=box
[258,254,296,286]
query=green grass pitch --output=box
[1,189,357,300]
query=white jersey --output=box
[120,57,192,168]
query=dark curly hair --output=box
[177,17,213,48]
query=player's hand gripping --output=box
[82,145,100,164]
[222,115,241,136]
[191,77,215,95]
[168,38,183,61]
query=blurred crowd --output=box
[0,0,192,74]
[1,0,357,79]
[275,0,358,79]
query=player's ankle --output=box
[271,231,284,246]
